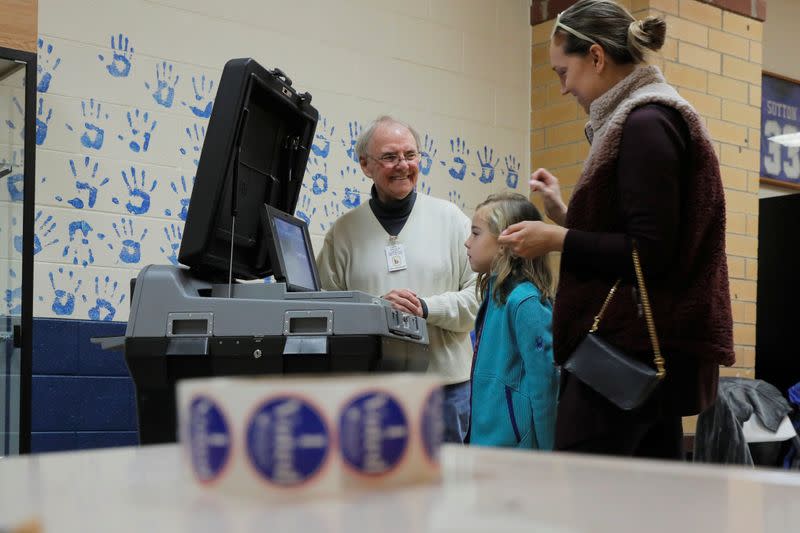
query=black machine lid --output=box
[178,58,318,281]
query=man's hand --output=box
[383,289,423,317]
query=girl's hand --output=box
[530,168,567,226]
[497,221,566,259]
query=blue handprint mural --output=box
[113,166,157,215]
[37,38,62,93]
[308,158,328,195]
[118,108,157,153]
[4,269,21,315]
[319,198,342,231]
[179,123,206,167]
[164,175,193,220]
[65,98,109,150]
[416,180,432,195]
[98,33,134,78]
[159,223,183,266]
[35,97,53,146]
[58,156,110,209]
[4,96,24,141]
[83,275,125,321]
[294,193,316,225]
[61,220,95,267]
[182,74,215,118]
[311,117,335,158]
[323,199,341,220]
[145,61,180,108]
[503,155,520,189]
[442,137,470,181]
[419,134,437,176]
[341,121,362,163]
[342,187,361,209]
[2,150,24,202]
[448,190,466,210]
[13,211,58,255]
[477,146,499,184]
[10,216,20,254]
[107,217,148,264]
[48,267,82,316]
[5,171,23,202]
[339,165,360,185]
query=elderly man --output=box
[316,116,478,443]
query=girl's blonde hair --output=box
[475,193,555,305]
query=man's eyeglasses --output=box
[367,151,421,167]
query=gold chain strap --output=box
[588,246,666,379]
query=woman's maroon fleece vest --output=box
[554,66,735,368]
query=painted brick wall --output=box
[15,0,534,325]
[30,318,137,452]
[2,0,536,452]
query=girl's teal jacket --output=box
[469,279,559,449]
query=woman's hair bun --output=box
[630,16,666,52]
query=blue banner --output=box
[761,73,800,185]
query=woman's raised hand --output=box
[497,221,566,259]
[530,168,567,226]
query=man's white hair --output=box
[354,115,421,160]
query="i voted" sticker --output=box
[420,387,444,464]
[188,395,232,484]
[339,391,409,476]
[245,396,330,487]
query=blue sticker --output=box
[246,397,329,486]
[420,388,444,463]
[339,391,408,475]
[188,396,232,483]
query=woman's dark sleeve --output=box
[561,104,688,281]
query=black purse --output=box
[562,246,666,411]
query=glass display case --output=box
[0,46,36,455]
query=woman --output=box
[498,0,734,459]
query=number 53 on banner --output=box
[761,72,800,188]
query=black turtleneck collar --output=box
[368,185,417,237]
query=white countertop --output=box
[1,444,799,532]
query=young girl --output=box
[465,193,559,450]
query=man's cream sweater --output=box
[315,193,478,383]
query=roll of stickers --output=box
[177,374,445,498]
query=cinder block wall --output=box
[19,0,535,452]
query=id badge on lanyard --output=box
[385,236,407,272]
